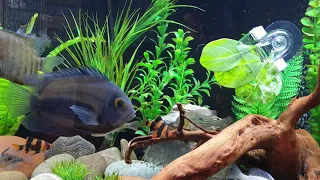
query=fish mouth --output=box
[91,132,109,137]
[90,111,136,137]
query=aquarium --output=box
[0,0,319,179]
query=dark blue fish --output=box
[1,67,136,136]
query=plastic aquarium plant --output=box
[48,0,197,95]
[301,0,320,143]
[51,160,90,180]
[128,22,216,135]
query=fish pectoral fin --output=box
[21,112,55,133]
[41,56,65,73]
[70,105,99,126]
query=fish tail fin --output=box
[41,56,65,73]
[226,164,246,180]
[2,82,32,117]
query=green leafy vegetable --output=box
[199,38,258,72]
[214,57,262,88]
[235,62,282,104]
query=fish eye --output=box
[115,98,125,108]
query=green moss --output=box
[51,160,90,180]
[93,172,120,180]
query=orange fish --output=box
[145,116,172,138]
[11,137,52,154]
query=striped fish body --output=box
[0,30,41,83]
[146,116,172,138]
[11,137,52,154]
[0,30,64,84]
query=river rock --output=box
[142,140,191,167]
[31,154,75,178]
[97,147,122,166]
[30,173,62,180]
[76,153,107,180]
[0,171,28,180]
[45,136,95,159]
[120,139,137,160]
[161,104,210,124]
[105,160,162,179]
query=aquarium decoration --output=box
[232,54,304,120]
[49,0,199,94]
[25,13,38,34]
[128,22,216,136]
[200,22,301,104]
[301,0,320,143]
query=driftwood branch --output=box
[125,105,220,164]
[125,64,320,179]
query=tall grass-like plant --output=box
[48,0,198,94]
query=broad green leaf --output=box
[200,38,258,72]
[301,17,314,27]
[305,43,315,49]
[214,54,262,88]
[306,8,320,17]
[309,1,318,8]
[303,38,315,43]
[302,27,315,36]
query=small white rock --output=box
[30,173,62,180]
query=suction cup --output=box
[265,20,303,62]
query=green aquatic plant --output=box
[26,13,38,34]
[48,0,197,94]
[301,0,320,143]
[128,22,216,135]
[232,54,304,120]
[51,160,90,180]
[93,172,120,180]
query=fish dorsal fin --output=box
[248,168,275,180]
[24,67,109,90]
[24,36,49,56]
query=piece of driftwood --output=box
[125,64,320,180]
